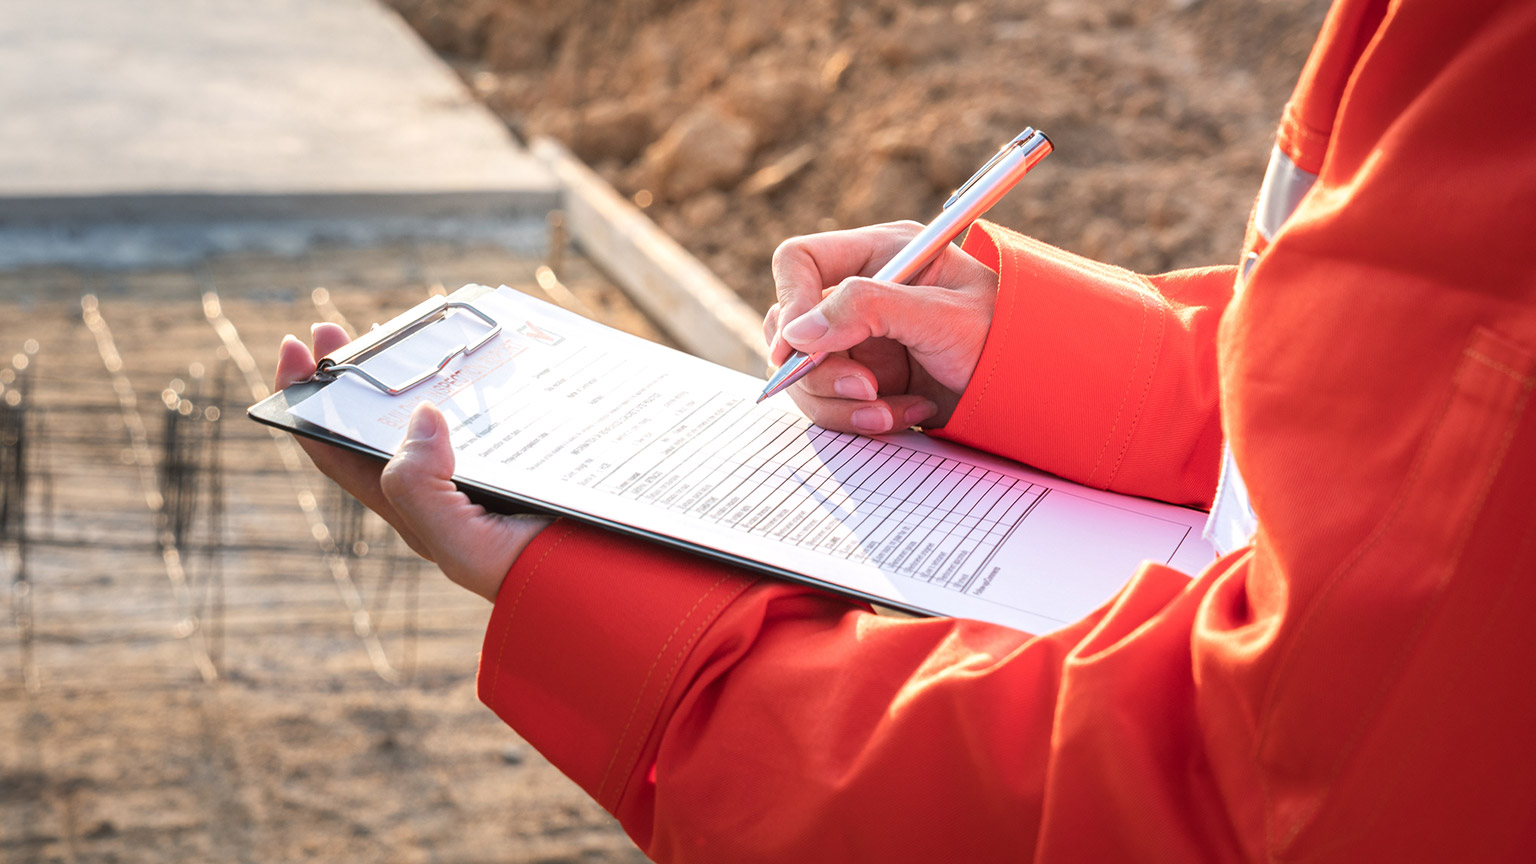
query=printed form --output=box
[293,287,1213,634]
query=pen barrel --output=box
[871,130,1052,285]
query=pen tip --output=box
[758,353,819,404]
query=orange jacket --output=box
[477,1,1536,860]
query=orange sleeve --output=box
[478,518,1217,862]
[478,2,1536,862]
[930,223,1232,508]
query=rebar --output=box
[157,359,232,675]
[82,295,220,683]
[2,343,40,691]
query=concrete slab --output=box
[0,0,557,225]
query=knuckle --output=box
[840,278,880,321]
[772,245,818,304]
[870,220,923,243]
[771,234,807,265]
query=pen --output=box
[757,127,1053,404]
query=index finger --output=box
[274,322,351,390]
[767,222,922,363]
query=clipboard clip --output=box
[313,296,503,396]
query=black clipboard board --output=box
[247,283,930,617]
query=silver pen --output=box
[757,127,1053,404]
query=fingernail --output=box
[851,406,891,433]
[904,401,938,426]
[782,310,829,343]
[281,333,300,346]
[405,404,440,442]
[834,376,875,401]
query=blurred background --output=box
[392,0,1330,309]
[0,0,1325,861]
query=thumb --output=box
[784,279,981,373]
[779,277,992,395]
[781,279,944,350]
[379,402,549,602]
[379,402,467,563]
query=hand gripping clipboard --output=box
[248,283,540,516]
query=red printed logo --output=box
[518,320,564,346]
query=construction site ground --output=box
[0,243,656,863]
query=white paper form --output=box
[292,286,1215,635]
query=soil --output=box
[385,0,1332,312]
[0,244,656,862]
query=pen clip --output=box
[943,127,1036,210]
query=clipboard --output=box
[250,283,1214,631]
[248,283,930,613]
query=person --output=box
[275,0,1536,860]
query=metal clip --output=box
[315,297,502,396]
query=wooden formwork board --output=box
[532,136,770,378]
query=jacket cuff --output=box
[932,221,1226,505]
[477,519,758,815]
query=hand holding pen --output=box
[760,128,1052,433]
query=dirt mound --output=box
[387,0,1330,312]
